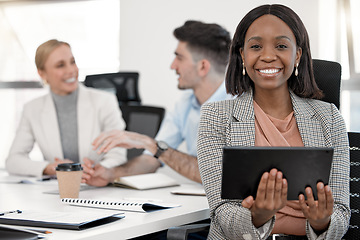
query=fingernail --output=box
[306,188,311,194]
[319,183,324,189]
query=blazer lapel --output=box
[290,91,325,147]
[77,85,95,161]
[41,94,63,159]
[230,92,255,147]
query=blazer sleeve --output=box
[97,93,127,168]
[307,104,350,239]
[197,101,273,240]
[6,105,49,177]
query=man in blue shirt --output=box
[83,20,232,186]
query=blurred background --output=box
[0,0,359,167]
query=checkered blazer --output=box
[197,90,350,240]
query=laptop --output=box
[221,146,334,200]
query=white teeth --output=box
[259,69,280,74]
[65,77,76,83]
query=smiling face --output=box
[170,41,201,90]
[38,44,79,96]
[240,14,302,93]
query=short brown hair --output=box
[174,20,231,74]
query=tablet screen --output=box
[221,147,333,200]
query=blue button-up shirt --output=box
[153,82,234,157]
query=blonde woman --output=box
[6,39,126,177]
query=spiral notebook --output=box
[61,198,181,213]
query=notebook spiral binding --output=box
[61,198,143,206]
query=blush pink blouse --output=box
[253,101,306,236]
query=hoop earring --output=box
[295,63,299,76]
[242,63,246,76]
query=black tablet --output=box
[221,146,334,200]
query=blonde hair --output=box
[35,39,71,70]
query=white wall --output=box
[119,0,320,113]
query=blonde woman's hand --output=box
[43,157,73,175]
[81,157,115,187]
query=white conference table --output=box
[0,170,209,240]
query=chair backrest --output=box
[120,105,165,160]
[312,59,341,109]
[84,72,141,105]
[343,132,360,239]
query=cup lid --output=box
[56,163,83,171]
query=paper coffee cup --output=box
[56,163,83,199]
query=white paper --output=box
[114,172,179,190]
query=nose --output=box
[170,58,177,70]
[67,63,78,76]
[260,46,277,62]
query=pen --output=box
[0,210,22,216]
[38,177,51,181]
[24,228,52,234]
[37,175,56,182]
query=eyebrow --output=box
[276,35,292,41]
[174,52,184,58]
[247,35,292,42]
[55,60,65,64]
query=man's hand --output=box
[43,157,73,175]
[81,158,115,187]
[92,130,156,154]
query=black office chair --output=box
[313,59,341,109]
[342,132,360,239]
[166,59,343,240]
[120,105,165,160]
[84,72,141,105]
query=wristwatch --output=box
[154,141,169,159]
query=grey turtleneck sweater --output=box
[51,88,79,163]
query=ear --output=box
[240,48,245,63]
[38,69,46,80]
[197,59,211,77]
[295,47,302,65]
